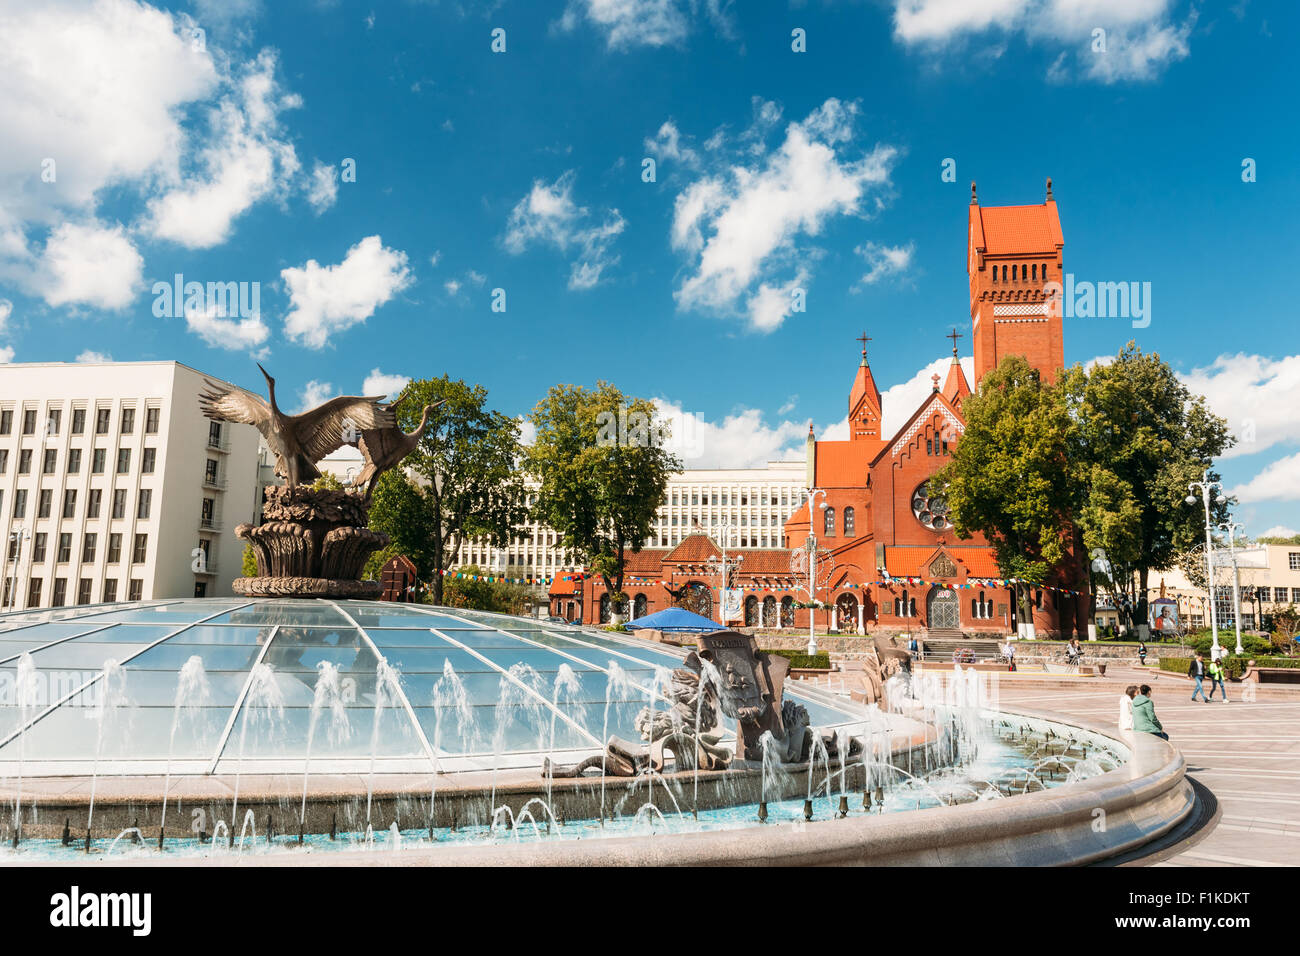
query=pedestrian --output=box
[1131,685,1168,740]
[1207,657,1230,703]
[1137,640,1148,666]
[1005,639,1017,672]
[908,635,919,661]
[1190,652,1208,702]
[1119,684,1138,731]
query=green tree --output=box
[934,356,1077,631]
[1068,343,1233,625]
[367,376,528,604]
[241,543,258,577]
[526,382,680,619]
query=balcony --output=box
[202,473,228,490]
[198,515,223,533]
[205,434,231,453]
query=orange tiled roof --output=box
[882,546,1002,579]
[664,534,721,564]
[735,549,795,574]
[977,203,1063,255]
[624,549,669,572]
[548,577,581,596]
[814,440,867,487]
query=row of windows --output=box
[669,489,805,507]
[0,406,161,438]
[0,446,157,476]
[6,531,149,564]
[990,262,1051,284]
[4,487,152,521]
[2,575,144,607]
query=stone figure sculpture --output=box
[544,630,857,780]
[199,366,427,599]
[198,364,394,488]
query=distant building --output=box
[1145,543,1300,631]
[0,361,262,608]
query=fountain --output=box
[159,655,211,846]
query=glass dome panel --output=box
[0,597,862,774]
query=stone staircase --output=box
[920,638,1004,661]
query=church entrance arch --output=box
[835,594,859,633]
[927,585,960,630]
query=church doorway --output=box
[927,585,960,630]
[835,594,859,633]
[744,596,758,626]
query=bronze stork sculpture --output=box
[354,396,445,499]
[197,365,414,599]
[198,364,395,489]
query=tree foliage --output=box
[1067,343,1233,622]
[526,382,681,610]
[366,376,528,603]
[441,565,535,616]
[933,356,1075,624]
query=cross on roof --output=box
[946,327,964,356]
[857,331,871,358]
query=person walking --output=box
[1190,652,1208,702]
[1207,657,1230,703]
[1119,684,1138,731]
[1131,685,1168,740]
[908,635,919,661]
[1137,640,1148,666]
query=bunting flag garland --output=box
[428,565,1083,597]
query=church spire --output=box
[849,331,883,445]
[942,326,971,403]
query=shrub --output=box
[1158,655,1300,680]
[763,648,831,670]
[602,623,628,633]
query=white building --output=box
[319,449,808,581]
[0,362,262,609]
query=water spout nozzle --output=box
[758,801,768,823]
[837,795,849,818]
[803,799,814,821]
[61,818,72,847]
[157,827,165,851]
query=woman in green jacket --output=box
[1131,685,1168,740]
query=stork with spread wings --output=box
[198,364,395,488]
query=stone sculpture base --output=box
[231,576,382,599]
[235,485,390,600]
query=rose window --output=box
[912,481,953,531]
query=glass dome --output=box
[0,598,860,777]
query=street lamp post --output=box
[1220,521,1246,655]
[706,521,743,627]
[805,489,827,656]
[1186,470,1227,657]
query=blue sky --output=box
[1,0,1297,535]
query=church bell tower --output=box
[967,179,1066,384]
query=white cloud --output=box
[892,0,1193,83]
[38,222,143,310]
[651,397,810,468]
[1259,525,1299,538]
[644,120,698,168]
[144,49,301,248]
[854,241,914,287]
[504,172,625,290]
[1180,353,1300,460]
[0,299,10,333]
[466,270,486,286]
[444,279,462,296]
[746,270,810,333]
[306,160,339,214]
[281,235,413,349]
[1230,451,1300,504]
[558,0,691,49]
[671,98,897,332]
[429,250,442,267]
[184,301,270,351]
[518,417,538,447]
[75,350,113,363]
[296,380,337,414]
[0,346,13,364]
[362,368,410,398]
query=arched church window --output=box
[991,264,997,282]
[1012,264,1017,281]
[926,438,933,455]
[823,507,835,536]
[843,507,855,536]
[1031,263,1037,280]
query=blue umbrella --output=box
[623,607,721,633]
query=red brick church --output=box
[552,181,1086,638]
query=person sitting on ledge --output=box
[1130,685,1168,740]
